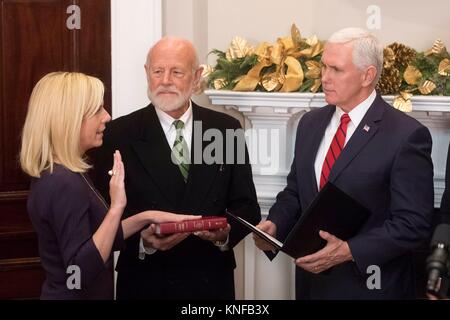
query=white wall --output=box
[164,0,450,65]
[111,0,162,119]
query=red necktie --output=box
[319,113,351,189]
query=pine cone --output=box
[377,67,402,95]
[387,42,416,69]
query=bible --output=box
[227,182,371,258]
[155,216,228,235]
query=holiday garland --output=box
[204,24,450,112]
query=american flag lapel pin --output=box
[363,124,370,132]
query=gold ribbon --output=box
[234,24,323,92]
[233,59,272,91]
[280,56,304,92]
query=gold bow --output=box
[233,24,323,92]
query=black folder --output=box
[227,182,371,259]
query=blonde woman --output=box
[20,72,198,299]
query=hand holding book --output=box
[194,223,231,247]
[253,220,278,252]
[155,216,228,235]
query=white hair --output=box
[328,27,383,84]
[146,36,200,72]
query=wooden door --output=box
[0,0,111,299]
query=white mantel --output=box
[205,89,450,300]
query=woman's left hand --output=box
[109,150,126,211]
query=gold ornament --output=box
[310,79,322,93]
[388,42,416,69]
[213,78,228,90]
[261,72,284,92]
[425,39,447,56]
[383,47,395,69]
[255,42,271,60]
[291,23,302,48]
[418,80,437,95]
[393,92,413,112]
[201,64,214,78]
[438,58,450,76]
[305,60,322,79]
[226,37,254,61]
[404,65,422,85]
[377,67,402,95]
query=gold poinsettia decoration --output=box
[404,65,422,85]
[226,37,255,61]
[439,58,450,76]
[377,67,402,95]
[211,24,323,93]
[393,91,413,113]
[425,39,447,56]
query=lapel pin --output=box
[363,124,370,132]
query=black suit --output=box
[440,144,450,222]
[91,102,261,299]
[268,94,434,299]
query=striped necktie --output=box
[319,113,351,189]
[171,120,190,182]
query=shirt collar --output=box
[154,100,193,134]
[336,90,376,127]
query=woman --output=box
[20,72,197,299]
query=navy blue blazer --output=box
[27,164,124,299]
[268,94,434,299]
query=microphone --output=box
[426,224,450,295]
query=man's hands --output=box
[253,220,277,251]
[140,221,231,251]
[195,224,231,244]
[295,230,353,274]
[141,224,190,251]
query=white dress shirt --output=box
[139,102,193,259]
[138,101,229,259]
[314,90,376,189]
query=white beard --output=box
[147,85,192,112]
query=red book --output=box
[155,216,228,235]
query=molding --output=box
[0,191,28,202]
[111,0,162,119]
[206,90,450,113]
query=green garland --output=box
[206,32,450,97]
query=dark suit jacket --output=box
[268,94,434,299]
[91,102,261,299]
[27,164,124,299]
[440,144,450,223]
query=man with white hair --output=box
[92,36,261,299]
[255,28,434,299]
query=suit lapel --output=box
[303,106,335,196]
[328,95,384,183]
[182,104,220,210]
[131,106,186,205]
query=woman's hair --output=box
[20,72,105,177]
